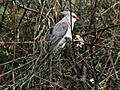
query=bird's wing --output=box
[48,22,69,52]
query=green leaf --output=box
[71,0,78,4]
[116,51,120,62]
[0,6,4,15]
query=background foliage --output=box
[0,0,120,90]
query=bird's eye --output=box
[72,15,76,19]
[72,15,79,20]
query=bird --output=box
[39,11,79,66]
[48,11,79,52]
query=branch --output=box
[82,24,120,37]
[17,2,31,27]
[16,1,39,13]
[85,42,120,50]
[101,1,120,15]
[0,0,9,30]
[0,41,34,44]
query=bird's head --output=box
[61,11,79,21]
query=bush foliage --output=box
[0,0,120,89]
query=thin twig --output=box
[17,2,31,27]
[16,1,39,13]
[101,1,120,15]
[0,41,34,44]
[82,24,120,37]
[0,0,9,30]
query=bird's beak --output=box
[76,16,80,20]
[72,16,80,21]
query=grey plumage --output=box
[40,11,78,65]
[48,22,69,52]
[48,11,78,52]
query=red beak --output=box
[76,16,80,20]
[73,15,80,20]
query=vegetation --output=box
[0,0,120,89]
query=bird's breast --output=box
[64,27,72,41]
